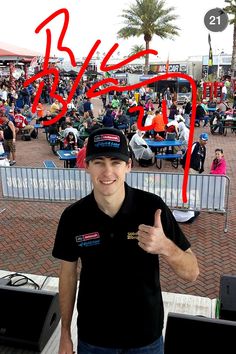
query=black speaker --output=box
[219,274,236,321]
[0,285,61,351]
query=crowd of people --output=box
[0,75,232,175]
[0,74,231,354]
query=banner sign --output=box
[0,167,227,212]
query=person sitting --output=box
[63,131,77,151]
[129,130,154,167]
[210,112,224,135]
[152,109,166,139]
[217,100,230,116]
[87,118,102,134]
[111,95,120,109]
[64,121,80,139]
[210,148,226,175]
[200,99,209,127]
[22,104,33,122]
[14,109,34,136]
[144,108,155,131]
[114,108,129,129]
[144,98,154,112]
[102,109,115,128]
[195,102,208,127]
[165,118,179,139]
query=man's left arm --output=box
[9,121,16,140]
[138,209,199,282]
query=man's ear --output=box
[84,160,89,170]
[126,158,132,171]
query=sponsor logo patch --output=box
[94,134,120,143]
[127,232,138,240]
[75,232,100,247]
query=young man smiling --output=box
[52,127,199,354]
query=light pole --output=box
[217,49,224,80]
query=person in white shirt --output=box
[64,122,79,141]
[178,117,189,150]
[222,85,227,101]
[129,130,154,162]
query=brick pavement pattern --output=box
[0,97,236,299]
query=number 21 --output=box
[209,15,221,25]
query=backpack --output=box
[49,134,58,146]
[30,129,38,139]
[139,158,154,167]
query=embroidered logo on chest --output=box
[75,232,100,247]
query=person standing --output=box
[52,127,199,354]
[1,111,16,166]
[221,84,227,101]
[76,138,88,169]
[83,97,94,118]
[181,132,208,174]
[183,99,192,127]
[210,148,226,175]
[178,117,189,151]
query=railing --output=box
[0,167,230,232]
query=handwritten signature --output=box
[23,8,197,203]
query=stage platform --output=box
[0,270,216,354]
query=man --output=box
[183,99,191,127]
[200,100,209,127]
[152,109,166,138]
[52,127,199,354]
[0,111,16,166]
[83,97,94,118]
[181,132,208,174]
[222,84,227,101]
[164,87,172,108]
[14,109,34,136]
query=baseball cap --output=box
[199,133,208,141]
[85,127,129,162]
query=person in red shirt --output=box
[14,109,34,135]
[76,138,88,168]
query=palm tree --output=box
[117,0,179,74]
[129,44,145,56]
[224,0,236,80]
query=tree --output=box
[129,44,145,56]
[224,0,236,80]
[117,0,179,74]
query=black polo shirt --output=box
[52,183,190,348]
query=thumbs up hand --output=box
[137,209,167,254]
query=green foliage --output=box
[117,0,180,42]
[224,0,236,24]
[129,44,145,56]
[117,0,179,73]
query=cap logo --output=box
[94,134,121,149]
[94,134,120,143]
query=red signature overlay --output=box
[24,8,197,203]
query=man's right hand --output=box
[58,332,74,354]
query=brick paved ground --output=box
[0,97,235,299]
